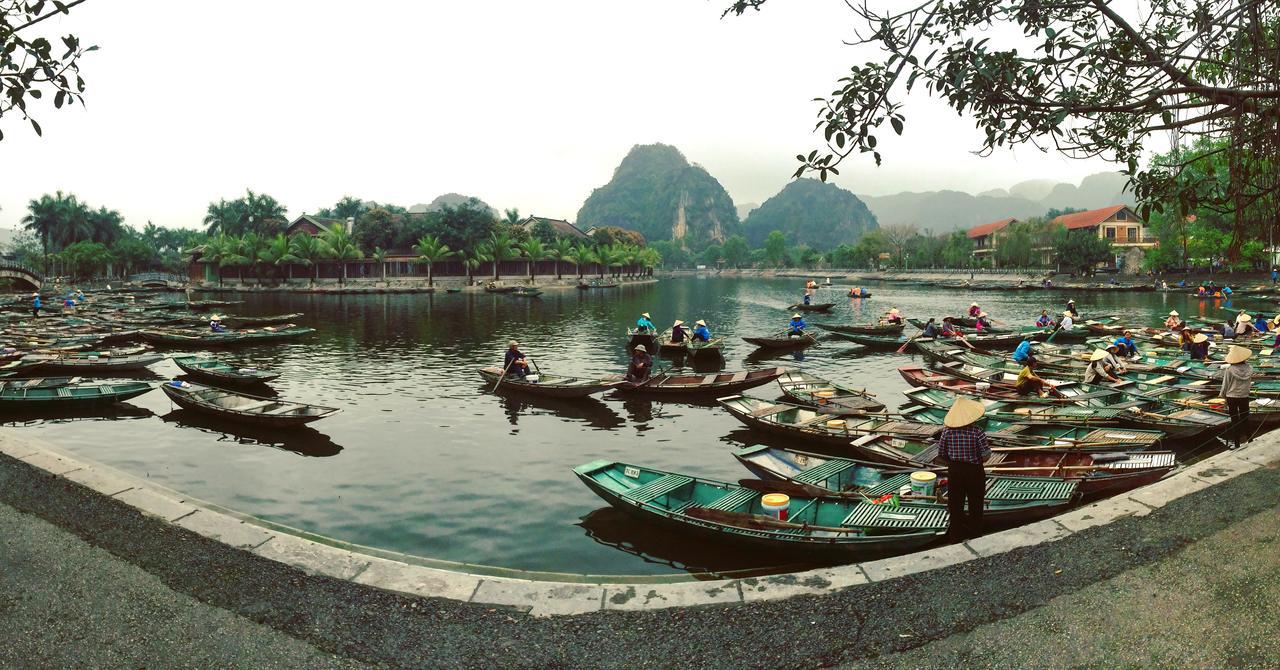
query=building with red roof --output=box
[1049,205,1155,271]
[967,217,1018,263]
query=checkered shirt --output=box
[938,424,991,465]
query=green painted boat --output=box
[140,325,315,347]
[573,460,947,557]
[732,446,1080,525]
[683,336,724,360]
[0,379,152,407]
[160,380,338,428]
[814,322,904,336]
[173,356,281,387]
[741,330,819,350]
[22,351,165,374]
[775,371,885,414]
[787,302,836,312]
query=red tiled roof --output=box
[967,218,1017,239]
[1051,205,1131,230]
[519,216,590,240]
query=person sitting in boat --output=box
[1065,299,1079,318]
[1113,331,1138,358]
[1234,313,1258,339]
[1223,286,1233,296]
[1012,337,1036,366]
[635,312,656,333]
[974,312,993,331]
[1042,278,1053,288]
[848,286,862,298]
[787,313,807,336]
[670,320,687,344]
[1178,327,1197,352]
[1196,285,1207,296]
[691,320,712,342]
[1165,310,1182,330]
[940,317,963,338]
[209,314,228,332]
[1254,314,1270,334]
[1222,319,1236,339]
[504,340,530,379]
[1015,359,1051,397]
[968,302,981,318]
[1057,310,1075,332]
[1084,349,1120,384]
[883,308,903,325]
[1103,342,1128,375]
[921,318,940,338]
[626,344,653,382]
[1035,310,1052,328]
[1189,333,1212,361]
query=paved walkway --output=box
[0,449,1276,669]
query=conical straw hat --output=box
[1225,345,1253,364]
[944,396,985,428]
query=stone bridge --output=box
[0,262,42,290]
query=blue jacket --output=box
[1255,317,1269,333]
[1113,336,1136,356]
[636,317,655,331]
[788,317,806,331]
[1012,340,1033,362]
[693,325,711,340]
[32,296,41,309]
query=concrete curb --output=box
[3,429,1278,617]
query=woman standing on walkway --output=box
[937,397,990,541]
[1221,345,1254,450]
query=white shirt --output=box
[1060,316,1074,330]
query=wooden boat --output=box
[573,460,947,557]
[614,367,787,397]
[222,313,304,328]
[814,322,904,336]
[577,281,619,289]
[739,442,1173,501]
[655,329,688,355]
[173,355,281,387]
[22,351,164,374]
[511,287,543,298]
[741,330,819,349]
[775,371,885,414]
[483,285,518,294]
[683,337,724,360]
[477,367,624,398]
[627,328,657,353]
[160,381,339,427]
[445,288,463,294]
[0,379,152,407]
[830,330,1033,350]
[185,299,242,311]
[732,447,1080,524]
[787,302,835,312]
[0,360,49,379]
[140,325,315,347]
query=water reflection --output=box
[488,391,625,430]
[159,409,343,457]
[0,403,154,427]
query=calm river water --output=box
[9,276,1259,576]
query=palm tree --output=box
[503,208,521,227]
[548,238,575,280]
[289,233,323,285]
[621,244,639,278]
[601,244,626,278]
[237,233,269,284]
[516,238,548,283]
[371,247,388,282]
[566,244,595,280]
[260,233,303,283]
[319,225,363,284]
[462,250,487,286]
[638,247,661,277]
[413,235,453,287]
[485,232,517,280]
[216,235,253,283]
[200,234,236,286]
[21,193,64,272]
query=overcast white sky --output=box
[1,0,1123,231]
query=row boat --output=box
[775,371,885,414]
[813,322,904,336]
[160,380,339,428]
[741,330,819,350]
[22,351,164,374]
[477,367,624,398]
[173,355,281,387]
[0,379,152,407]
[613,367,787,397]
[787,302,835,312]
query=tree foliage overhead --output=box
[725,0,1280,259]
[744,178,878,248]
[1,0,97,141]
[576,143,740,250]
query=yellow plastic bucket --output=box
[815,390,835,404]
[825,419,846,430]
[761,493,790,521]
[910,471,937,497]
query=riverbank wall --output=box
[180,275,658,294]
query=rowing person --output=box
[635,312,656,333]
[691,319,712,342]
[940,316,964,338]
[787,313,807,336]
[883,308,903,325]
[974,311,993,331]
[1065,299,1079,318]
[504,340,530,379]
[209,314,228,333]
[670,320,687,345]
[920,318,940,338]
[967,302,981,318]
[626,344,653,382]
[1056,310,1075,332]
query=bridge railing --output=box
[0,261,44,282]
[129,272,183,283]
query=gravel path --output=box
[0,450,1276,669]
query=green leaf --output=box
[30,118,41,136]
[54,90,64,108]
[890,117,903,135]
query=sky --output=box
[0,0,1125,232]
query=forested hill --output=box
[575,144,739,248]
[743,178,878,247]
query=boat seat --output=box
[748,404,784,418]
[726,372,748,383]
[986,477,1077,501]
[842,503,948,529]
[862,473,912,497]
[233,400,276,413]
[1079,428,1159,445]
[262,405,299,415]
[56,387,72,397]
[794,459,858,486]
[702,488,757,511]
[623,474,693,504]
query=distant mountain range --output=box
[743,179,877,247]
[408,193,496,215]
[858,172,1136,232]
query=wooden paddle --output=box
[896,332,922,354]
[491,357,518,392]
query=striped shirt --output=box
[937,424,991,465]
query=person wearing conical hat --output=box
[787,312,807,337]
[30,292,41,318]
[670,320,687,344]
[1084,348,1119,384]
[1234,312,1258,339]
[974,311,993,332]
[504,340,530,379]
[635,312,656,334]
[209,314,228,333]
[937,396,990,541]
[626,343,653,382]
[1065,299,1079,318]
[1221,345,1254,449]
[691,319,712,343]
[968,302,981,318]
[1057,309,1075,332]
[883,307,903,325]
[1188,332,1211,361]
[1164,310,1181,330]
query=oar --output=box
[491,358,517,392]
[682,506,864,534]
[896,332,921,354]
